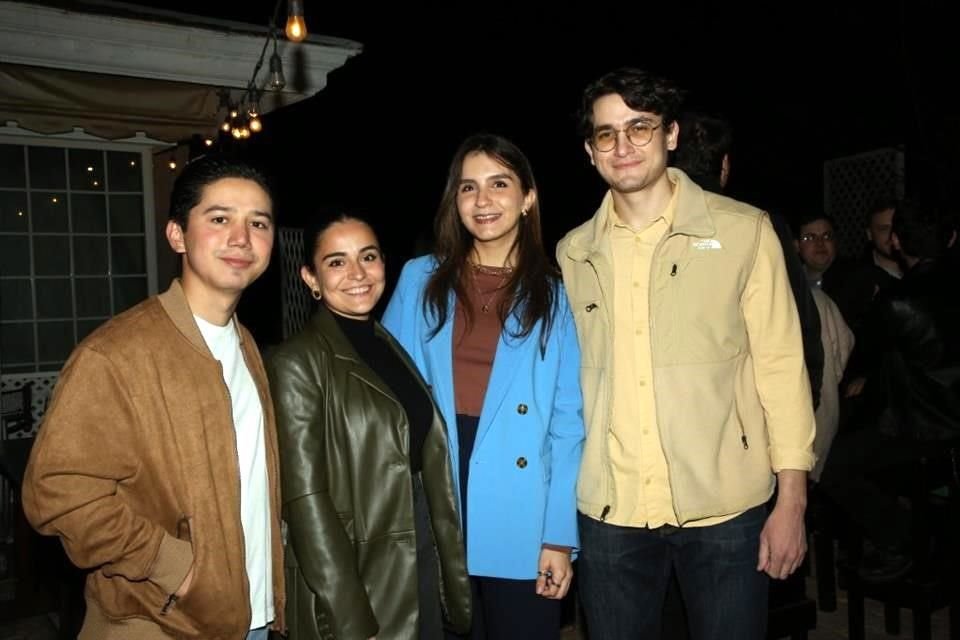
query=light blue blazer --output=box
[383,255,584,579]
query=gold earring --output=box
[311,289,322,301]
[521,209,528,217]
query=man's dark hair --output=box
[671,111,732,191]
[865,197,898,226]
[168,154,273,229]
[578,67,685,139]
[892,200,941,260]
[791,211,837,238]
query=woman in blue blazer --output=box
[383,133,584,640]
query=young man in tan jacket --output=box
[22,155,285,640]
[556,68,815,639]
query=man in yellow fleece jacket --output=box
[556,67,815,640]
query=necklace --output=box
[469,263,513,313]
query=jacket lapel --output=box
[473,313,524,451]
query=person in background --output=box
[384,133,584,640]
[267,213,471,640]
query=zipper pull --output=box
[600,505,611,521]
[161,593,178,615]
[585,303,598,312]
[670,264,678,277]
[741,435,749,450]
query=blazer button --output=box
[516,457,527,469]
[517,403,528,415]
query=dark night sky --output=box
[123,1,956,341]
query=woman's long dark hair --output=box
[423,133,558,354]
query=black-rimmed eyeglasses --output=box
[589,121,662,152]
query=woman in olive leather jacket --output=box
[266,214,471,640]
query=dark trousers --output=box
[578,506,769,640]
[413,472,444,640]
[450,415,561,640]
[445,576,561,640]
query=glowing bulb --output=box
[221,120,231,133]
[87,166,94,172]
[129,160,136,167]
[168,160,177,171]
[285,0,307,42]
[204,137,214,147]
[51,197,58,203]
[17,210,23,216]
[231,127,243,139]
[92,180,99,187]
[249,117,262,133]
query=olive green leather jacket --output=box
[267,307,471,640]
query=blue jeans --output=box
[578,506,769,640]
[246,627,269,640]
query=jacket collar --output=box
[157,279,246,357]
[308,304,395,364]
[564,168,716,262]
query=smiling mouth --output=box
[473,213,501,224]
[342,285,372,296]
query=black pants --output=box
[444,576,561,640]
[413,472,444,640]
[451,415,561,640]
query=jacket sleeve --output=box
[21,347,193,595]
[267,348,378,640]
[742,215,816,472]
[542,289,586,550]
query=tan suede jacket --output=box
[22,280,285,639]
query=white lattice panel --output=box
[279,227,311,340]
[0,372,59,439]
[823,147,904,257]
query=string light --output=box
[205,0,307,144]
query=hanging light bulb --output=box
[268,44,286,91]
[249,116,263,133]
[285,0,307,42]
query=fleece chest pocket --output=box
[570,298,606,368]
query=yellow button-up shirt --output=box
[609,186,737,528]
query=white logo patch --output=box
[692,238,722,250]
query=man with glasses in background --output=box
[794,212,840,289]
[556,67,816,639]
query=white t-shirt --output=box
[195,315,274,629]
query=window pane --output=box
[69,148,105,192]
[73,236,109,275]
[0,322,34,366]
[78,318,108,342]
[72,194,107,233]
[0,235,30,276]
[0,279,32,320]
[0,144,26,188]
[113,277,147,313]
[0,191,29,232]
[111,236,146,274]
[37,320,75,363]
[33,236,71,276]
[110,195,144,233]
[27,146,66,190]
[107,151,143,191]
[31,192,68,232]
[75,277,110,317]
[36,277,73,319]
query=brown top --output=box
[453,266,512,417]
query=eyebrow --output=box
[201,204,273,220]
[459,173,515,184]
[321,245,380,261]
[594,117,658,130]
